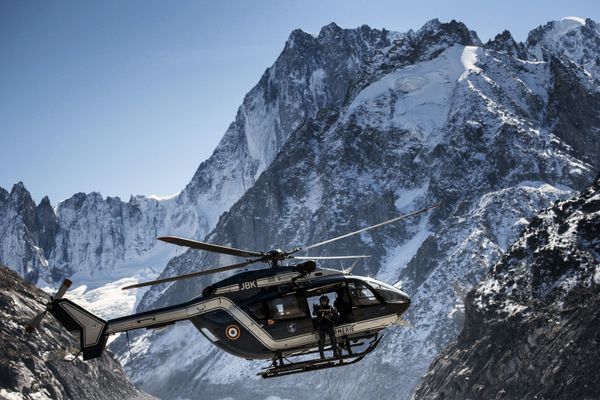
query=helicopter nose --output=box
[391,289,411,316]
[396,297,410,316]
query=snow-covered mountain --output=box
[110,18,599,400]
[413,173,600,400]
[1,16,599,400]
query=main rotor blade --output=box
[158,236,263,259]
[293,255,371,260]
[122,258,265,290]
[302,204,439,251]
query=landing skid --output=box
[258,335,383,379]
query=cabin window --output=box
[348,281,380,306]
[247,302,268,319]
[268,295,308,320]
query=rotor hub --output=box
[266,249,287,261]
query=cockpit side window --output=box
[247,302,268,320]
[348,281,380,306]
[267,294,308,320]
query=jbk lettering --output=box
[239,280,258,290]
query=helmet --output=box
[319,295,329,304]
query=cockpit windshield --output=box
[367,281,409,303]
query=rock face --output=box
[2,16,600,400]
[0,185,58,283]
[413,174,600,400]
[111,19,599,400]
[0,265,154,400]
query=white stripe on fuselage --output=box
[214,272,302,294]
[106,296,399,351]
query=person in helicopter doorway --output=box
[334,286,352,323]
[313,295,341,359]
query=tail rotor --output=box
[25,278,72,333]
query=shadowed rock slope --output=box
[0,266,154,400]
[413,174,600,400]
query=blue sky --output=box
[1,0,599,203]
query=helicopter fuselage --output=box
[104,265,410,360]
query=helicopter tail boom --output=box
[49,296,200,360]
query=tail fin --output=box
[48,299,108,360]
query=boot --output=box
[318,335,326,359]
[333,346,342,358]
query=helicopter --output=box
[25,205,437,378]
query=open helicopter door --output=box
[305,283,354,324]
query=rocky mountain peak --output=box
[417,18,442,33]
[317,21,343,38]
[38,195,52,208]
[9,182,34,220]
[284,21,393,56]
[414,18,481,47]
[485,29,528,59]
[413,174,600,400]
[285,28,316,48]
[34,196,58,260]
[10,181,28,195]
[367,18,482,78]
[527,16,600,80]
[10,182,35,211]
[58,192,90,211]
[527,16,588,45]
